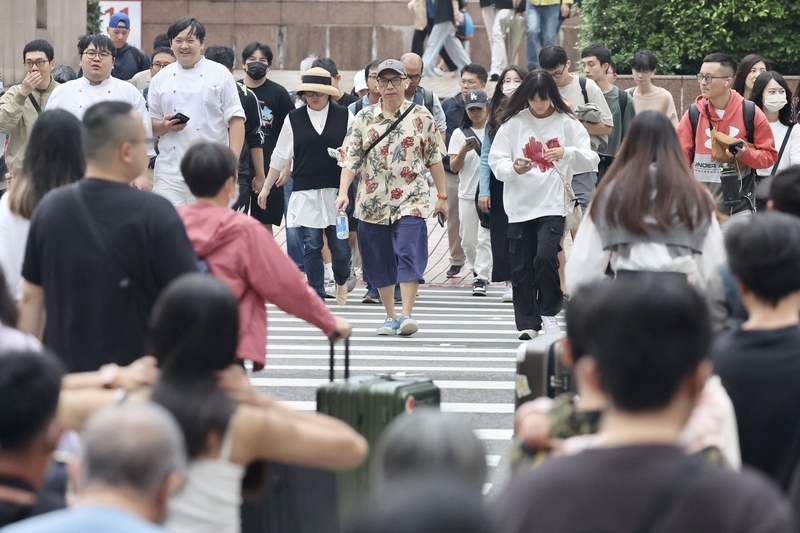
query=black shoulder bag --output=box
[362,103,417,160]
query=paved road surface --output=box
[252,284,566,497]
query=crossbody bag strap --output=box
[463,126,482,155]
[27,93,42,114]
[769,123,795,179]
[363,102,417,159]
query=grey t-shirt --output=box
[603,85,636,156]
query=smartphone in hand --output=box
[515,157,531,166]
[173,112,190,124]
[437,211,445,227]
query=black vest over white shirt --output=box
[288,103,349,192]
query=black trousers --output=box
[488,174,511,282]
[508,216,564,331]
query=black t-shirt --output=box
[245,79,294,167]
[434,0,455,24]
[494,445,794,533]
[712,325,800,488]
[237,83,265,183]
[22,179,198,372]
[335,91,359,108]
[0,475,63,527]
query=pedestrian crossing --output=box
[252,284,566,496]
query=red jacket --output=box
[677,91,777,170]
[179,204,336,368]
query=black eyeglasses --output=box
[377,77,406,87]
[696,73,727,84]
[24,59,48,68]
[407,74,422,82]
[82,50,112,60]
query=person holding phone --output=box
[488,70,597,340]
[448,89,492,296]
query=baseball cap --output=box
[377,59,407,77]
[109,12,131,29]
[464,89,488,109]
[353,70,368,93]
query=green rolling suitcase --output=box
[316,337,440,519]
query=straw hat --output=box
[295,67,340,97]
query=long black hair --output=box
[731,54,771,99]
[149,274,239,460]
[495,70,574,127]
[8,110,85,219]
[487,65,526,140]
[751,71,795,127]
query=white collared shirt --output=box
[147,57,245,179]
[47,75,152,139]
[271,103,354,228]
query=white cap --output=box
[353,69,368,93]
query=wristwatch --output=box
[99,363,120,389]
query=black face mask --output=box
[247,62,267,80]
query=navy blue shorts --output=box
[358,216,428,289]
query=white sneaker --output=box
[518,329,538,341]
[542,316,561,335]
[324,279,336,297]
[502,285,513,302]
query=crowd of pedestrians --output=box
[1,6,800,532]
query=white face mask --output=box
[763,94,788,113]
[502,82,520,97]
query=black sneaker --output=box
[446,265,462,278]
[472,279,487,296]
[490,73,500,81]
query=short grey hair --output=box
[299,54,318,74]
[372,409,487,494]
[81,402,187,494]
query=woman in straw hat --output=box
[258,67,354,305]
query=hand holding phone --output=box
[437,211,445,227]
[172,112,190,124]
[464,136,478,145]
[515,157,531,166]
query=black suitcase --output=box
[514,334,573,409]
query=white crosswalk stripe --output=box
[253,285,567,495]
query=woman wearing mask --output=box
[731,54,770,100]
[750,71,800,209]
[449,89,492,296]
[489,71,597,340]
[565,111,725,294]
[478,65,526,302]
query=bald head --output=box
[81,403,186,495]
[401,53,423,98]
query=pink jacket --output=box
[179,204,336,367]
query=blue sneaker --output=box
[376,317,398,335]
[362,285,380,304]
[396,315,419,336]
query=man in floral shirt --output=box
[335,59,448,336]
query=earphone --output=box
[724,81,729,87]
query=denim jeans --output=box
[283,176,304,272]
[526,3,560,69]
[300,225,352,298]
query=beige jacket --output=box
[0,76,59,170]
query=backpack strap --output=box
[133,47,144,72]
[423,88,434,114]
[237,80,248,97]
[578,76,589,105]
[618,88,628,132]
[743,99,755,144]
[354,98,364,115]
[460,127,482,156]
[769,123,795,179]
[689,103,700,160]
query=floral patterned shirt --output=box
[343,99,444,224]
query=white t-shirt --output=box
[757,120,800,177]
[0,193,30,300]
[47,76,152,138]
[271,103,354,228]
[147,57,245,180]
[558,74,613,151]
[448,126,485,199]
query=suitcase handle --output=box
[328,334,350,381]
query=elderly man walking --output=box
[335,60,448,336]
